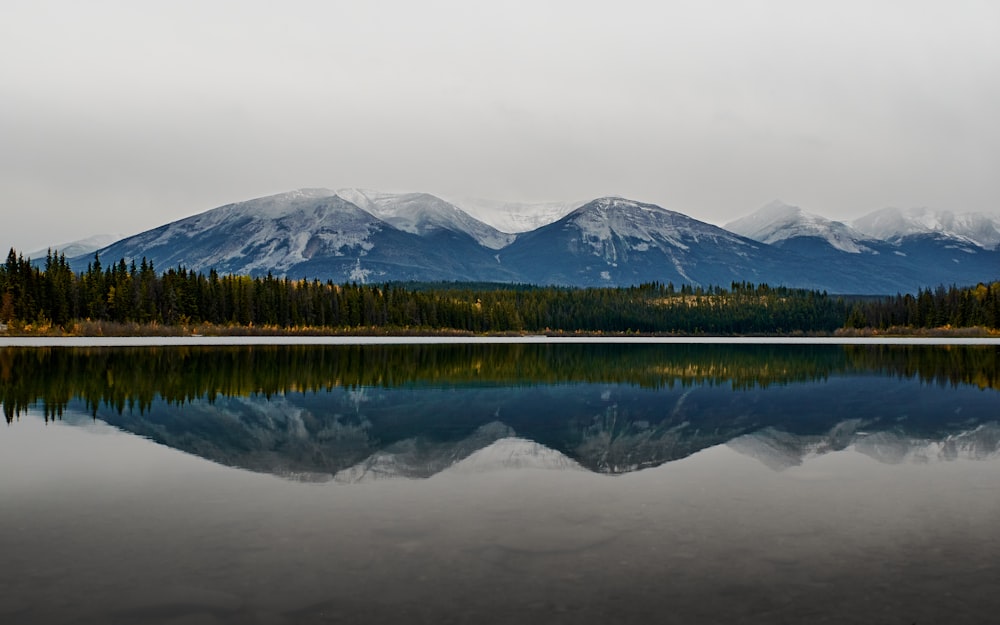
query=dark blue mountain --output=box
[497,197,791,286]
[79,189,518,283]
[726,201,1000,293]
[66,190,999,294]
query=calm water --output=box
[1,342,999,624]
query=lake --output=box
[1,340,999,624]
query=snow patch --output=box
[349,259,371,283]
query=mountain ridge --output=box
[56,189,1000,294]
[853,206,1000,250]
[725,201,877,254]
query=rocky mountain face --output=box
[86,189,521,284]
[68,190,1000,294]
[498,197,796,288]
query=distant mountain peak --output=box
[335,188,514,249]
[27,233,126,260]
[853,206,1000,250]
[726,201,875,254]
[498,195,773,287]
[579,196,674,215]
[232,188,338,218]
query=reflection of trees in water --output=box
[1,343,997,478]
[1,343,996,423]
[843,344,1000,391]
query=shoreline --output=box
[2,335,999,347]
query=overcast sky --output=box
[2,0,998,253]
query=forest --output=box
[0,248,998,334]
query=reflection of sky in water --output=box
[3,406,1000,624]
[2,342,1000,623]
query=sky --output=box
[2,0,999,254]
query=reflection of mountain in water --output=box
[337,432,582,483]
[729,421,1000,470]
[68,372,999,480]
[3,343,998,479]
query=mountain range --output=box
[60,189,1000,294]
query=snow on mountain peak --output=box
[853,207,1000,250]
[237,188,338,218]
[125,190,384,273]
[568,196,747,249]
[335,188,515,249]
[726,201,875,254]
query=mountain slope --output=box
[853,207,1000,250]
[725,201,876,254]
[86,189,519,283]
[70,189,1000,293]
[335,189,515,249]
[725,201,1000,292]
[498,197,823,288]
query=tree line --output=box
[845,283,1000,330]
[0,248,997,333]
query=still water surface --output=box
[1,343,999,624]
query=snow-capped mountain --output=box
[73,189,1000,293]
[335,188,515,249]
[725,201,876,254]
[28,233,126,261]
[853,207,1000,250]
[724,201,1000,292]
[497,197,816,287]
[440,195,584,233]
[88,189,520,283]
